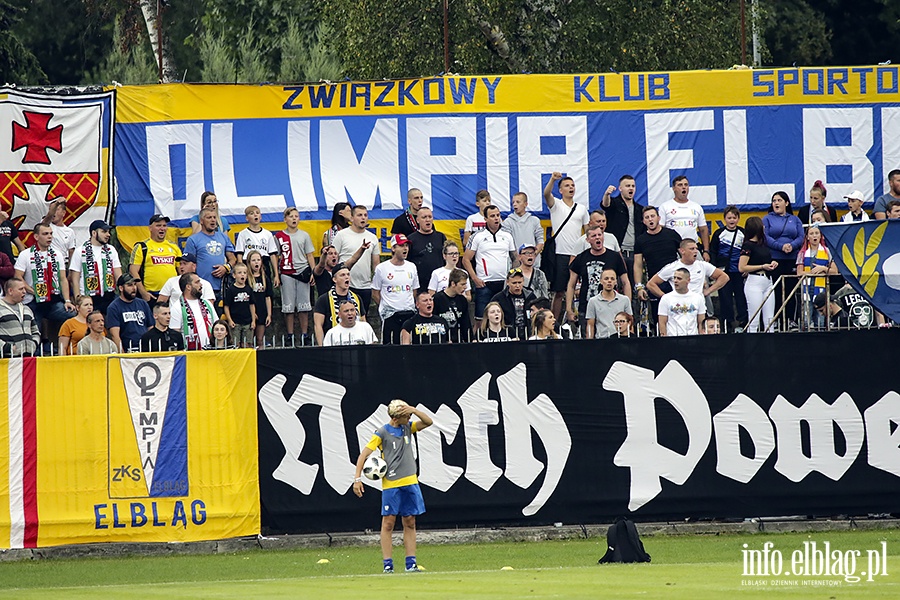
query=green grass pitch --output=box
[0,529,897,598]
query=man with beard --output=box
[401,291,450,345]
[432,268,471,343]
[314,263,365,345]
[140,303,186,352]
[69,220,122,315]
[170,273,218,350]
[372,234,418,344]
[106,273,154,352]
[407,207,447,292]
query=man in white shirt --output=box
[543,172,590,320]
[659,175,711,260]
[322,299,376,346]
[169,273,218,350]
[462,204,517,321]
[333,205,381,312]
[658,268,706,337]
[69,220,122,315]
[372,234,418,344]
[41,198,76,268]
[646,239,728,300]
[156,253,216,308]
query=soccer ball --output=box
[363,455,388,480]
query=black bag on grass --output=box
[598,517,651,563]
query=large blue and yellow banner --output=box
[113,67,900,248]
[820,220,900,323]
[0,351,259,548]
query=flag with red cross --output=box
[0,88,114,246]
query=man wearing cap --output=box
[14,222,76,334]
[185,207,236,313]
[69,220,122,315]
[463,204,518,321]
[313,262,365,346]
[841,191,870,222]
[517,243,549,304]
[372,234,418,344]
[106,273,155,352]
[407,207,447,293]
[130,214,181,306]
[157,253,216,308]
[40,198,76,269]
[490,268,537,340]
[814,289,874,329]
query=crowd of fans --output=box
[0,173,896,356]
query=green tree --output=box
[1,0,47,84]
[90,20,158,85]
[324,0,752,79]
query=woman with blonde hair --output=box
[529,308,560,340]
[190,191,231,237]
[476,301,517,341]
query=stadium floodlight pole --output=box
[740,0,746,66]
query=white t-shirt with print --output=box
[658,290,706,336]
[660,199,706,241]
[371,260,418,319]
[655,259,717,296]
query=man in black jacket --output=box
[491,268,537,340]
[602,174,646,277]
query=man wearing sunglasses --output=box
[490,267,538,340]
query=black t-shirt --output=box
[140,327,186,352]
[407,230,447,291]
[568,249,627,309]
[433,290,471,342]
[224,283,254,324]
[314,268,333,298]
[249,270,274,319]
[0,220,19,264]
[401,313,449,344]
[634,228,682,279]
[476,326,518,342]
[314,290,360,336]
[740,240,772,267]
[391,212,419,236]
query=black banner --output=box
[257,331,900,534]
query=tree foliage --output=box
[324,0,753,79]
[1,0,47,84]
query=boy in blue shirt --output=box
[354,399,433,573]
